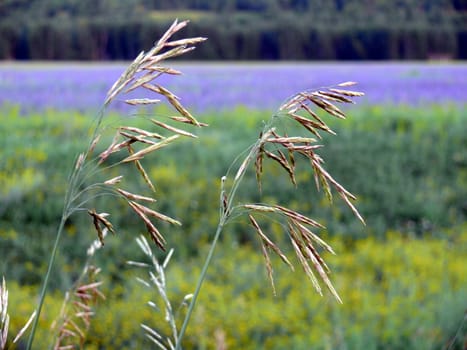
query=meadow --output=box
[0,61,466,349]
[1,62,466,114]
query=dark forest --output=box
[1,0,466,60]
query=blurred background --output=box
[0,1,466,349]
[0,0,466,60]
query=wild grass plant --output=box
[19,20,208,349]
[0,20,369,349]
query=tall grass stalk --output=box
[21,19,364,349]
[25,20,206,349]
[174,83,364,347]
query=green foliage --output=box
[6,229,467,349]
[1,104,466,287]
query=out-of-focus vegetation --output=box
[7,230,467,349]
[0,0,466,60]
[1,104,465,277]
[1,104,466,348]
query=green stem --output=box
[174,125,275,349]
[26,214,68,349]
[26,107,106,349]
[175,216,226,350]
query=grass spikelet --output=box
[155,19,188,49]
[339,191,366,225]
[329,88,365,97]
[308,96,346,119]
[267,136,318,144]
[265,150,296,186]
[300,102,327,125]
[125,72,161,93]
[143,83,201,126]
[12,311,36,345]
[122,135,180,163]
[151,119,198,138]
[105,50,144,104]
[126,144,156,193]
[255,145,264,191]
[119,126,164,140]
[127,201,167,250]
[75,153,85,170]
[288,224,322,295]
[294,221,335,255]
[88,210,115,245]
[144,66,182,75]
[169,116,209,127]
[98,136,132,164]
[165,37,208,48]
[119,131,157,145]
[129,201,182,226]
[274,205,325,229]
[88,134,101,156]
[117,189,157,203]
[1,277,9,350]
[287,219,339,301]
[125,98,161,106]
[248,215,294,270]
[303,244,342,303]
[1,277,37,348]
[337,81,357,87]
[317,90,354,103]
[234,153,252,182]
[243,204,277,213]
[52,263,105,350]
[259,239,276,296]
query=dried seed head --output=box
[104,176,124,185]
[143,83,201,126]
[126,201,179,251]
[117,189,157,203]
[1,277,9,350]
[88,210,115,245]
[122,135,180,163]
[267,136,318,144]
[151,119,198,138]
[289,228,322,295]
[317,90,354,103]
[119,126,164,140]
[170,116,208,127]
[243,204,277,213]
[329,88,365,97]
[248,215,294,270]
[293,221,335,255]
[127,145,156,193]
[130,201,182,226]
[88,134,101,156]
[260,240,276,296]
[337,81,357,87]
[275,205,325,229]
[75,153,85,170]
[255,145,264,192]
[104,18,205,108]
[125,98,161,106]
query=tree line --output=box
[1,0,466,60]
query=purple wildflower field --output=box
[0,62,465,114]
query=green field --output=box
[1,103,466,349]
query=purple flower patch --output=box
[0,62,465,114]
